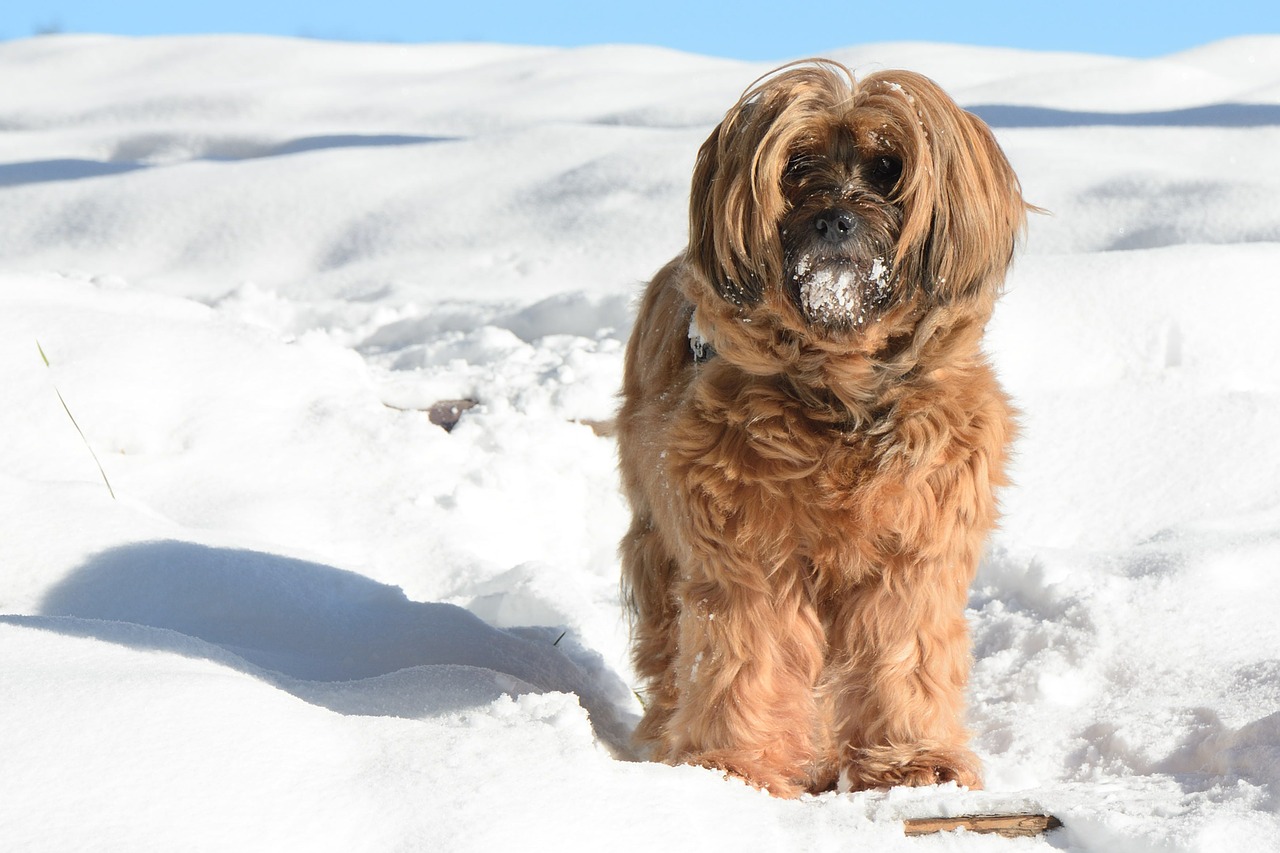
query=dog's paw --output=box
[839,744,982,792]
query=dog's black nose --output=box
[814,208,856,243]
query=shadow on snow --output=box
[2,540,634,755]
[969,102,1280,128]
[0,133,455,188]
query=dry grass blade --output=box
[37,340,117,500]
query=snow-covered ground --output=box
[2,33,1280,850]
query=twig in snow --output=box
[903,813,1063,837]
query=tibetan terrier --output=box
[617,61,1028,796]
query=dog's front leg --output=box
[828,565,982,791]
[657,536,826,798]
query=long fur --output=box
[617,61,1028,797]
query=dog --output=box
[616,61,1027,797]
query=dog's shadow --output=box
[5,540,635,755]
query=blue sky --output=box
[6,1,1277,59]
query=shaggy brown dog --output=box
[617,61,1027,797]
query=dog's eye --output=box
[785,153,809,176]
[868,155,902,190]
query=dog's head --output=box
[688,62,1027,337]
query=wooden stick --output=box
[903,813,1062,838]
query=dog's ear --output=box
[688,114,768,305]
[688,63,855,307]
[921,108,1029,304]
[869,71,1030,305]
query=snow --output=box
[2,32,1280,850]
[795,254,892,325]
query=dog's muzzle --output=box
[788,206,896,328]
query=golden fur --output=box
[617,61,1028,797]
